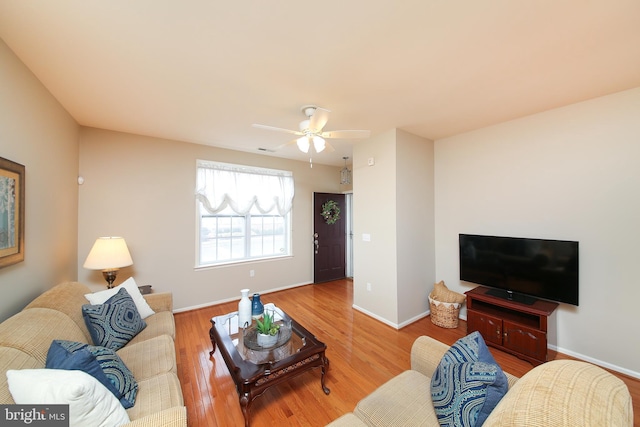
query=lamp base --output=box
[102,270,119,289]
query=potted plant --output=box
[255,311,280,348]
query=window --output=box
[195,160,294,267]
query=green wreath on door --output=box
[321,200,341,225]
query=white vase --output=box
[238,289,252,328]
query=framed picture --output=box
[0,157,25,268]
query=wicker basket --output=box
[429,293,462,328]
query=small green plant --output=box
[256,311,280,336]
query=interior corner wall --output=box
[353,129,435,327]
[434,87,640,376]
[0,38,79,322]
[352,130,399,324]
[78,127,343,311]
[396,130,435,325]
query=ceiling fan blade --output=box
[308,108,330,132]
[252,123,303,136]
[323,141,335,153]
[321,129,371,139]
[274,139,298,151]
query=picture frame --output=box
[0,157,25,268]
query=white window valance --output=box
[195,160,295,216]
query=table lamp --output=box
[83,236,133,288]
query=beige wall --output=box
[0,39,79,321]
[353,130,399,323]
[396,130,435,325]
[352,129,435,326]
[434,87,640,377]
[78,127,345,310]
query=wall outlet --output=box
[249,269,255,277]
[366,282,372,291]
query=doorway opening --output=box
[345,192,353,278]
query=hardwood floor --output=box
[175,279,639,426]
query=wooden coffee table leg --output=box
[209,327,217,357]
[320,354,331,394]
[239,393,251,427]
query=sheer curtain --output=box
[195,160,295,216]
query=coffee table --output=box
[209,310,330,427]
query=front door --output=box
[313,192,346,283]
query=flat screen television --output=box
[459,234,579,306]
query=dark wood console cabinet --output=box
[465,286,558,365]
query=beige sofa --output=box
[0,281,186,427]
[328,335,633,426]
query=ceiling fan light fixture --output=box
[296,137,310,153]
[253,105,371,157]
[313,136,325,153]
[299,119,310,132]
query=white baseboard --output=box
[351,305,430,329]
[351,304,399,329]
[172,281,310,313]
[549,345,640,380]
[399,311,430,328]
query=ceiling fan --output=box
[252,105,371,154]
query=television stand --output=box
[465,286,558,365]
[484,288,537,305]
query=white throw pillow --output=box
[85,277,155,319]
[7,369,130,427]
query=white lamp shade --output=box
[296,137,310,153]
[312,136,326,153]
[83,237,133,270]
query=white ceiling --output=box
[1,1,639,166]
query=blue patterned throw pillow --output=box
[82,287,146,351]
[430,332,508,427]
[46,340,138,408]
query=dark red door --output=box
[313,192,346,283]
